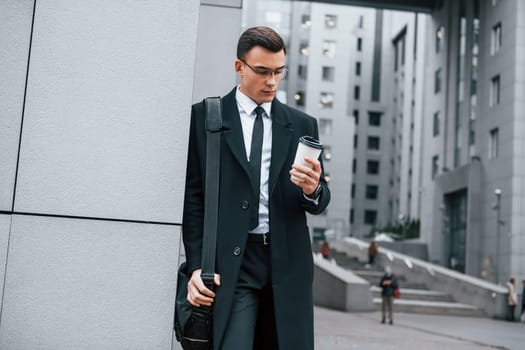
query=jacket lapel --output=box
[269,99,294,197]
[221,89,252,180]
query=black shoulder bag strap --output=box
[200,96,222,289]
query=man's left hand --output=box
[289,156,321,196]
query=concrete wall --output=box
[0,0,203,348]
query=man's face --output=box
[235,46,286,105]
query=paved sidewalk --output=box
[314,306,524,349]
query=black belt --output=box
[247,233,270,245]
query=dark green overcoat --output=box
[182,88,330,349]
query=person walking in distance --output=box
[506,277,518,321]
[182,26,330,349]
[379,266,398,325]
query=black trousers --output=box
[220,240,278,350]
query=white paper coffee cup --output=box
[292,136,323,181]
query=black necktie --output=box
[249,106,264,230]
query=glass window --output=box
[365,185,378,199]
[301,14,311,28]
[433,111,440,136]
[320,92,334,108]
[353,110,359,124]
[367,160,379,175]
[489,128,499,159]
[490,75,500,106]
[322,66,335,81]
[298,65,307,79]
[491,23,502,55]
[358,15,364,28]
[300,41,309,56]
[357,37,362,52]
[294,91,305,106]
[432,155,439,179]
[318,118,333,136]
[355,61,361,76]
[350,209,354,224]
[352,158,357,174]
[364,210,377,225]
[354,86,360,100]
[354,134,358,148]
[323,146,332,161]
[325,14,337,29]
[351,183,355,198]
[368,112,382,126]
[436,26,445,53]
[322,40,336,57]
[435,68,442,93]
[367,136,380,150]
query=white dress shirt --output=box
[236,87,272,234]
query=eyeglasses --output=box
[240,59,288,79]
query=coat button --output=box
[233,247,241,256]
[241,200,249,210]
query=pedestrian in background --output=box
[379,266,398,325]
[506,277,518,321]
[521,279,525,323]
[182,26,330,349]
[368,240,378,266]
[321,240,330,260]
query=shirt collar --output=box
[236,86,272,118]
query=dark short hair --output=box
[237,26,286,60]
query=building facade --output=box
[421,0,525,284]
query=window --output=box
[367,160,379,175]
[491,23,502,55]
[318,118,333,136]
[350,209,354,224]
[298,65,307,79]
[299,41,309,56]
[323,146,332,161]
[433,111,440,136]
[356,37,362,52]
[436,26,445,53]
[367,136,380,150]
[294,91,305,106]
[394,33,406,71]
[325,14,337,29]
[322,66,335,81]
[301,15,311,27]
[353,110,359,124]
[358,15,364,29]
[490,75,500,106]
[489,128,499,159]
[352,158,357,174]
[355,62,361,76]
[354,134,358,148]
[364,210,377,225]
[365,185,378,199]
[351,183,355,198]
[320,92,334,108]
[435,68,442,93]
[368,112,382,126]
[432,155,439,180]
[354,86,360,100]
[322,40,336,57]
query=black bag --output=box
[174,97,222,349]
[174,263,213,349]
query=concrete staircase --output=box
[330,250,484,317]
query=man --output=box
[506,277,517,321]
[182,26,330,349]
[379,266,398,325]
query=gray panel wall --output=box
[0,0,202,348]
[0,0,33,211]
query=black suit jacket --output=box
[182,87,330,349]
